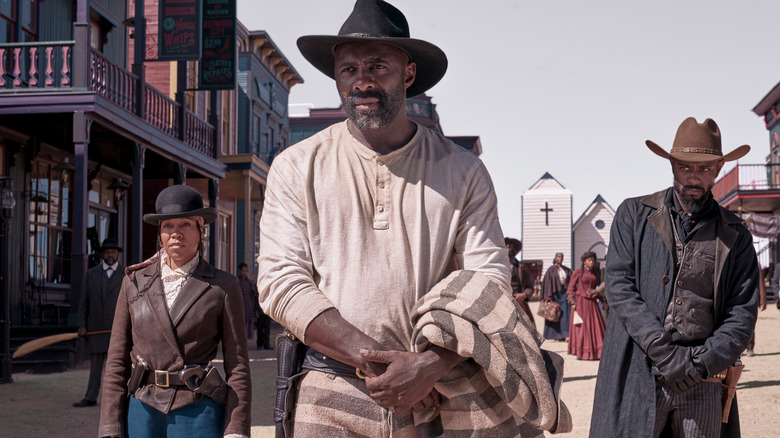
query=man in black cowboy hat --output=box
[73,238,124,407]
[590,117,760,437]
[258,1,568,436]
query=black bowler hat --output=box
[297,0,448,97]
[100,238,123,253]
[143,185,217,225]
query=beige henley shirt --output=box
[257,121,510,350]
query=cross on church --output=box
[540,202,553,226]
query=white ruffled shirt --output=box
[160,252,199,311]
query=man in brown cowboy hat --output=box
[590,117,760,437]
[73,238,124,407]
[258,1,569,436]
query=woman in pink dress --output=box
[567,251,606,360]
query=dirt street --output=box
[0,304,778,437]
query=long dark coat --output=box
[77,263,124,353]
[590,189,759,438]
[99,257,251,438]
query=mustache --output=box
[682,185,706,192]
[346,89,387,103]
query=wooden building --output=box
[572,194,614,263]
[521,172,573,278]
[0,0,300,374]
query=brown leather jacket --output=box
[98,257,251,437]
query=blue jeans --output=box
[127,395,225,438]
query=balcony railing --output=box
[90,49,136,113]
[713,163,780,202]
[0,40,214,157]
[0,41,73,88]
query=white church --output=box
[521,172,615,280]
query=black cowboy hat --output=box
[297,0,448,97]
[143,184,218,225]
[100,238,123,253]
[646,117,750,162]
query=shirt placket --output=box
[373,157,391,230]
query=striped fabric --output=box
[410,270,572,436]
[290,270,571,437]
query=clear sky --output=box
[236,0,780,239]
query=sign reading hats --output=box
[143,184,218,225]
[296,0,448,97]
[646,117,750,162]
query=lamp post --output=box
[0,176,16,383]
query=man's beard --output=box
[342,78,406,130]
[674,183,711,214]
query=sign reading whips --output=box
[199,0,237,89]
[159,0,202,60]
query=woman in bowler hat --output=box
[99,184,251,438]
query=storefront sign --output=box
[159,0,202,60]
[199,0,237,89]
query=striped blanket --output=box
[410,270,572,436]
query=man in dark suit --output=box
[73,238,124,407]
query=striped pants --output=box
[653,380,723,438]
[292,370,417,437]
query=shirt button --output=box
[677,280,683,287]
[377,206,385,212]
[662,275,670,284]
[175,357,182,364]
[675,298,682,305]
[379,183,385,189]
[377,160,385,166]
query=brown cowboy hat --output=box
[646,117,750,162]
[143,184,217,225]
[296,0,448,98]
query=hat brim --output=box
[646,140,750,162]
[143,207,218,225]
[297,35,448,97]
[100,246,123,252]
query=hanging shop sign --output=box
[199,0,237,89]
[159,0,202,60]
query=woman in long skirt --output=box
[541,252,572,340]
[567,251,606,360]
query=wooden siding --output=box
[39,0,75,42]
[522,190,573,277]
[573,203,614,261]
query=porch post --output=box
[133,0,146,119]
[130,144,145,264]
[72,0,90,89]
[69,112,90,326]
[208,179,219,264]
[174,164,187,185]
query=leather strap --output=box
[143,365,207,388]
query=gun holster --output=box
[274,330,308,438]
[191,366,229,407]
[127,355,148,395]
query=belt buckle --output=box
[154,370,170,388]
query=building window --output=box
[87,179,119,267]
[595,219,605,230]
[216,212,230,271]
[29,159,72,285]
[0,0,37,43]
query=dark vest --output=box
[664,213,717,342]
